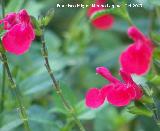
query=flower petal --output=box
[2,12,17,30]
[120,43,152,75]
[91,14,114,30]
[85,88,105,108]
[100,84,113,98]
[120,69,143,100]
[120,26,153,75]
[106,85,131,107]
[128,26,146,42]
[119,69,134,83]
[87,6,103,17]
[2,23,35,55]
[134,85,143,100]
[18,9,30,24]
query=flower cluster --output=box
[87,0,114,30]
[86,22,154,107]
[0,9,35,55]
[86,0,154,107]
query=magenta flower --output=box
[0,9,35,55]
[95,0,106,4]
[87,0,114,30]
[85,67,143,108]
[120,26,154,75]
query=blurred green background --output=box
[0,0,160,131]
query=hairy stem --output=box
[112,0,133,26]
[0,53,30,131]
[40,26,85,131]
[0,0,6,114]
[0,65,6,112]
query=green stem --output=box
[1,0,5,18]
[40,26,85,131]
[0,53,30,131]
[0,0,6,114]
[156,7,160,24]
[0,65,6,112]
[112,0,133,26]
[148,11,154,37]
[124,12,133,26]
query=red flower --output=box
[85,87,106,108]
[85,67,143,108]
[0,9,35,55]
[120,26,154,75]
[87,0,114,30]
[95,0,106,4]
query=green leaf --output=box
[90,2,132,24]
[22,72,51,96]
[76,100,97,120]
[150,75,160,84]
[51,82,78,114]
[0,30,7,38]
[45,30,61,51]
[28,105,60,131]
[30,16,42,36]
[0,112,23,131]
[6,0,25,13]
[43,9,54,26]
[127,106,153,117]
[0,119,22,131]
[0,41,5,53]
[140,96,154,104]
[150,32,160,44]
[0,23,4,32]
[0,24,7,40]
[94,105,134,131]
[38,9,54,27]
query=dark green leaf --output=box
[127,106,153,117]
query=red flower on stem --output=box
[0,9,35,55]
[85,67,143,108]
[120,26,154,75]
[87,0,114,30]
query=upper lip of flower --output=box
[119,26,154,76]
[96,66,121,83]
